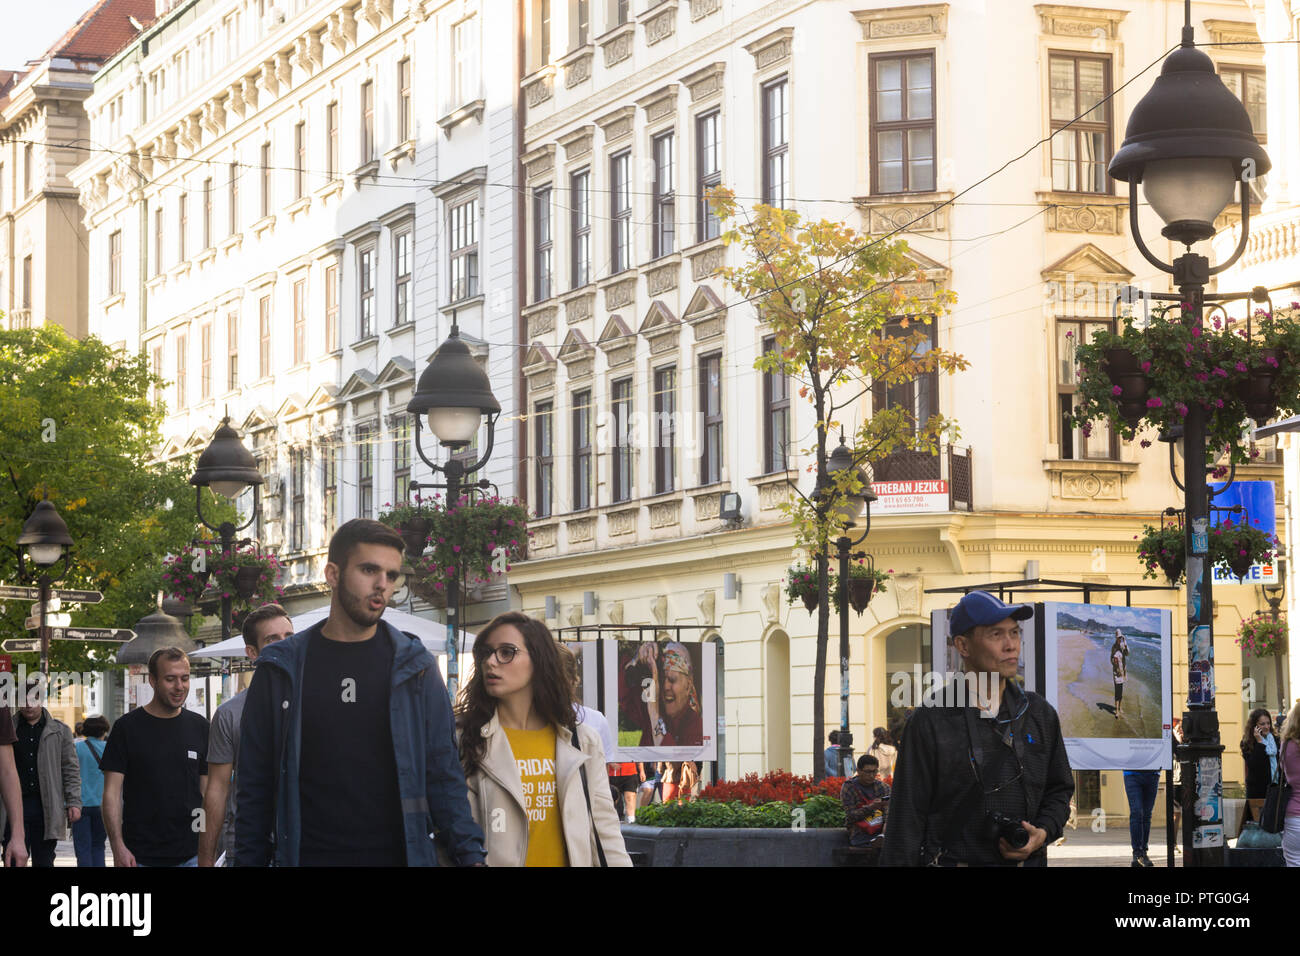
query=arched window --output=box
[765,629,790,773]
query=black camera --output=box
[987,812,1029,849]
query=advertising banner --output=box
[1209,480,1277,586]
[871,479,949,515]
[606,639,717,762]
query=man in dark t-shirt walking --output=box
[236,519,484,866]
[102,647,209,867]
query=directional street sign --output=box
[2,639,40,653]
[30,598,61,614]
[0,586,39,601]
[50,627,135,643]
[50,589,104,604]
[24,613,71,630]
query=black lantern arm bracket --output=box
[18,548,71,584]
[194,484,261,536]
[463,411,500,479]
[411,412,498,482]
[1209,187,1252,277]
[1129,176,1177,276]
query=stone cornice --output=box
[1034,4,1128,39]
[851,4,948,40]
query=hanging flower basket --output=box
[1236,613,1288,658]
[830,562,893,616]
[163,545,285,612]
[1072,303,1300,463]
[1136,515,1276,583]
[1135,522,1186,585]
[785,564,821,612]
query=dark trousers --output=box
[71,806,106,867]
[2,794,58,867]
[1123,771,1160,854]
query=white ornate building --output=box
[71,0,519,614]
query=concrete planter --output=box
[621,823,859,867]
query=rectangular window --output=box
[178,192,188,262]
[450,198,479,301]
[870,52,935,194]
[108,231,122,295]
[762,335,789,473]
[761,77,790,206]
[21,255,31,310]
[260,142,272,216]
[533,186,552,302]
[570,168,590,289]
[874,317,938,437]
[397,58,412,143]
[610,150,631,273]
[616,0,629,25]
[293,277,307,364]
[176,334,188,410]
[325,263,339,351]
[151,344,163,405]
[357,425,373,518]
[359,247,375,337]
[258,295,271,378]
[652,132,675,258]
[361,80,375,164]
[611,377,632,503]
[394,230,412,325]
[227,312,238,390]
[154,206,164,275]
[1057,318,1116,459]
[452,17,477,105]
[539,0,552,66]
[23,144,32,198]
[327,102,340,180]
[700,351,722,485]
[576,0,589,47]
[203,178,212,248]
[654,366,676,494]
[393,416,411,505]
[1222,66,1267,202]
[534,401,553,518]
[696,110,721,242]
[1049,53,1112,194]
[290,448,305,551]
[572,389,592,511]
[322,443,338,539]
[229,161,239,234]
[294,122,306,199]
[200,323,212,401]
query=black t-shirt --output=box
[15,711,45,796]
[100,707,209,866]
[298,629,406,866]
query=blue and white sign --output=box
[1209,480,1277,586]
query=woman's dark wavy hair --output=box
[456,611,576,775]
[1241,707,1273,757]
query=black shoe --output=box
[1137,852,1154,868]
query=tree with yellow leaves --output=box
[710,188,969,779]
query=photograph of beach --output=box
[1048,602,1168,741]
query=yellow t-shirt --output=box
[503,726,569,867]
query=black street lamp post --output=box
[190,417,263,675]
[407,322,501,700]
[825,436,876,778]
[1108,2,1270,866]
[17,497,74,677]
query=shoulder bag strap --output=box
[86,740,104,769]
[571,729,608,868]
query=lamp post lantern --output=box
[824,436,875,777]
[1108,0,1270,866]
[407,322,501,700]
[17,496,74,676]
[190,416,263,705]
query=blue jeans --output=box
[1123,770,1161,854]
[71,806,106,867]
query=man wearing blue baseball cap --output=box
[881,591,1074,867]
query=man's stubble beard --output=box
[338,583,385,629]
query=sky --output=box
[0,0,105,71]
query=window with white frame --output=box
[450,197,478,301]
[293,277,307,364]
[200,322,212,401]
[394,229,412,325]
[108,231,122,296]
[324,262,339,351]
[761,77,789,207]
[533,186,553,302]
[361,80,375,164]
[392,416,412,505]
[570,168,591,288]
[397,58,412,143]
[452,17,478,106]
[357,424,374,518]
[610,150,631,273]
[696,110,721,241]
[652,132,675,258]
[359,246,376,338]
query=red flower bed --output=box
[699,771,845,806]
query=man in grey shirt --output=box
[197,604,293,866]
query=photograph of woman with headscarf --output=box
[617,641,705,748]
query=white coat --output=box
[466,711,632,867]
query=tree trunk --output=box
[812,547,830,782]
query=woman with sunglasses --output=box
[456,611,631,867]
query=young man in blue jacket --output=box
[234,519,485,866]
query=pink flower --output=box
[1195,373,1209,383]
[1192,326,1203,337]
[1112,385,1123,396]
[1175,402,1188,418]
[1213,367,1229,377]
[1185,343,1195,352]
[1140,361,1151,372]
[1065,330,1074,338]
[1146,397,1163,408]
[1266,355,1279,368]
[1214,398,1224,408]
[1236,361,1248,373]
[1140,439,1152,448]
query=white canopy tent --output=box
[189,606,476,659]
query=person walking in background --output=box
[1122,769,1160,867]
[1279,702,1300,867]
[678,760,698,803]
[824,731,841,778]
[637,761,660,808]
[72,715,110,867]
[868,727,898,786]
[1111,631,1129,720]
[1242,707,1280,822]
[457,611,630,866]
[0,707,27,867]
[197,603,293,867]
[0,680,80,867]
[660,762,680,803]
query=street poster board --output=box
[605,639,717,762]
[1209,480,1277,586]
[929,605,1037,694]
